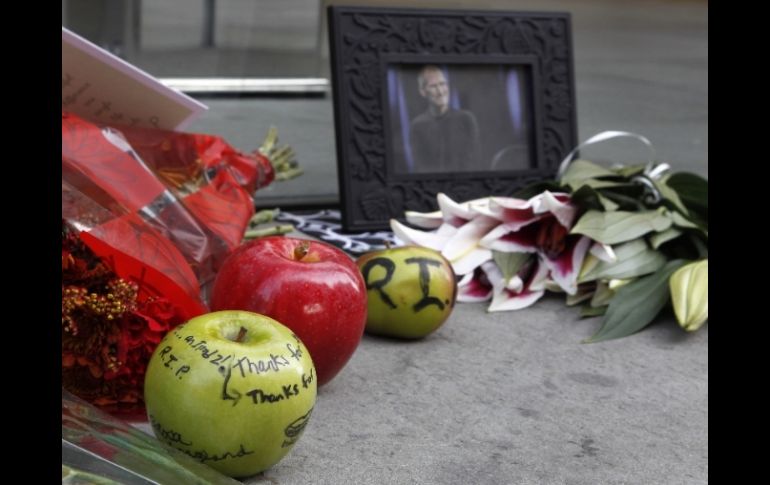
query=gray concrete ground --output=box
[75,0,707,482]
[252,297,707,485]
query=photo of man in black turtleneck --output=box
[408,65,481,173]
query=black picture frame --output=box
[329,6,578,231]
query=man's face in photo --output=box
[420,68,449,113]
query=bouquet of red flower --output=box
[61,112,295,415]
[62,220,193,416]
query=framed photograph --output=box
[329,6,578,231]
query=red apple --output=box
[210,236,367,387]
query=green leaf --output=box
[649,227,683,249]
[492,251,531,284]
[589,281,616,307]
[513,180,565,199]
[561,159,616,187]
[583,259,688,343]
[571,210,672,244]
[665,172,708,213]
[689,233,708,259]
[579,239,666,282]
[571,185,608,212]
[669,210,700,230]
[596,189,646,211]
[597,193,620,211]
[571,185,621,212]
[612,164,647,178]
[664,173,708,231]
[579,179,627,190]
[654,178,690,217]
[658,232,707,261]
[580,304,607,318]
[659,208,706,242]
[566,285,595,306]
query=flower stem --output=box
[243,224,295,240]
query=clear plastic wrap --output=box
[62,389,240,485]
[61,111,276,415]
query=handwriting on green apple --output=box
[150,414,256,464]
[158,328,315,408]
[281,408,313,448]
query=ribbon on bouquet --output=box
[556,130,671,203]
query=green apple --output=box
[143,310,317,478]
[356,245,457,339]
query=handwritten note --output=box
[62,27,207,130]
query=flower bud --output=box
[669,259,708,332]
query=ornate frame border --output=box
[329,6,578,231]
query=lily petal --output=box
[437,193,477,222]
[590,242,617,263]
[457,265,493,302]
[489,196,532,210]
[479,222,540,253]
[390,219,449,250]
[541,236,592,295]
[488,288,545,312]
[468,201,502,220]
[450,248,493,276]
[442,215,498,261]
[488,196,541,228]
[488,259,548,311]
[608,278,632,290]
[505,275,524,293]
[533,191,577,228]
[436,223,459,238]
[527,259,551,292]
[480,260,504,291]
[405,209,443,229]
[466,197,493,217]
[403,193,492,229]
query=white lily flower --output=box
[393,190,596,312]
[488,261,549,312]
[404,209,443,229]
[390,218,449,251]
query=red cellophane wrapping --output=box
[61,111,274,417]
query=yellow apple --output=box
[356,246,457,339]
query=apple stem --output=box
[294,241,310,261]
[235,326,247,343]
[384,240,392,250]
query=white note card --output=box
[62,27,207,130]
